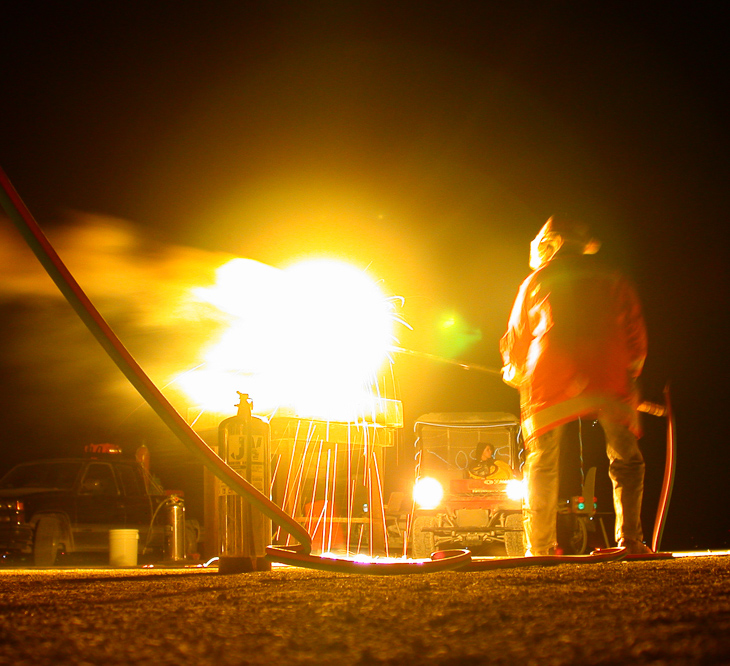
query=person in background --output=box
[500,216,652,556]
[468,442,512,480]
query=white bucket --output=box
[109,529,139,567]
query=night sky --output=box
[1,3,728,549]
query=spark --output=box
[176,257,403,423]
[178,256,405,558]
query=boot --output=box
[618,538,654,555]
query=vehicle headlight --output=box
[506,478,526,501]
[413,477,444,510]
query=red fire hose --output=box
[638,386,676,553]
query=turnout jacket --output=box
[500,253,647,443]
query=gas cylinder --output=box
[217,393,272,573]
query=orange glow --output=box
[175,257,403,422]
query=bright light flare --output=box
[175,257,401,421]
[413,476,444,510]
[284,260,394,380]
[671,550,730,558]
[506,478,526,501]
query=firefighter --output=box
[500,216,652,556]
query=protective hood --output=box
[529,216,601,270]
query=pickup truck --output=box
[0,445,174,565]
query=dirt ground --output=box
[1,554,730,665]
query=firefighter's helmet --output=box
[529,216,601,270]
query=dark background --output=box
[1,2,727,549]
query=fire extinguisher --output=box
[217,393,272,573]
[164,491,186,562]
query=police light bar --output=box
[85,443,123,455]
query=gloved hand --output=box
[501,364,523,388]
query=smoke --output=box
[1,211,233,323]
[0,212,238,451]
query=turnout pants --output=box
[523,417,646,555]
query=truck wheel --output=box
[34,516,63,566]
[504,513,525,557]
[411,516,436,559]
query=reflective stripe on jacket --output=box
[500,253,647,443]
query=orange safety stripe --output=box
[523,393,639,442]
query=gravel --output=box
[1,555,730,665]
